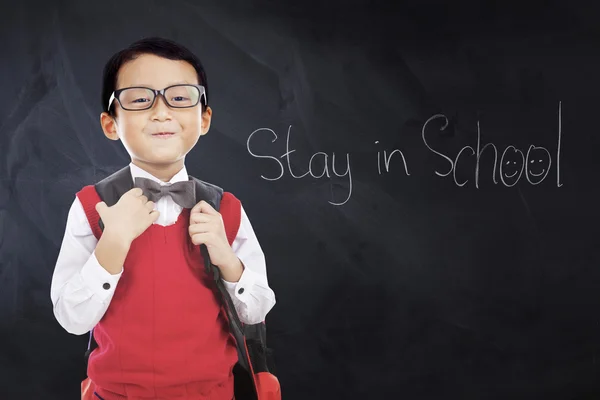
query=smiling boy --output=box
[50,37,276,400]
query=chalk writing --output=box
[375,141,410,176]
[246,102,564,205]
[421,103,562,188]
[246,125,353,205]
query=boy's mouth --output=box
[152,132,176,137]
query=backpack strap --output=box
[189,175,223,212]
[95,165,136,230]
[188,179,255,380]
[75,166,134,363]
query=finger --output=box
[145,200,155,211]
[139,195,148,204]
[189,223,211,236]
[190,232,213,245]
[148,210,160,222]
[190,212,212,224]
[129,187,144,196]
[191,200,219,216]
[95,201,107,214]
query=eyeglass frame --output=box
[107,84,207,112]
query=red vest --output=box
[76,185,241,400]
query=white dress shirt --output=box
[50,162,276,335]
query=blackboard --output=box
[1,0,599,398]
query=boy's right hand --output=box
[95,187,160,244]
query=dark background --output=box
[1,0,599,398]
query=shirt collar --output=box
[128,162,189,186]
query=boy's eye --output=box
[120,88,153,105]
[171,96,189,102]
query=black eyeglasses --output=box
[107,84,207,111]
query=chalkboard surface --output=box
[1,1,599,399]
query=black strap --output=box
[200,243,243,332]
[190,177,253,377]
[95,165,134,231]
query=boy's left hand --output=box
[188,200,239,271]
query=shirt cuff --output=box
[222,265,258,303]
[81,251,123,302]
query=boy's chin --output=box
[132,156,186,166]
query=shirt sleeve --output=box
[222,205,276,325]
[50,197,123,335]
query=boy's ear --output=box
[200,106,212,136]
[100,112,119,140]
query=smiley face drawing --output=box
[500,146,525,187]
[525,145,551,185]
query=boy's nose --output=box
[151,95,172,121]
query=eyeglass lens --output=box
[119,85,201,110]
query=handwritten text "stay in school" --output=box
[246,103,563,206]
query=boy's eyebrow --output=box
[121,81,192,89]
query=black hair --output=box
[101,37,209,116]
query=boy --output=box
[50,37,276,400]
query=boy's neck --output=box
[131,159,185,183]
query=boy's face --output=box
[100,54,212,173]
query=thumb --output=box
[95,201,107,216]
[148,209,160,223]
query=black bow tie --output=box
[134,177,196,209]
